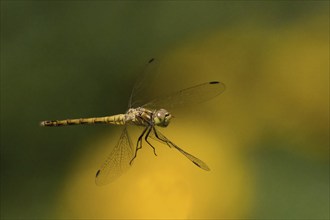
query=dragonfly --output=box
[40,58,225,185]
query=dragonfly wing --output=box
[129,59,225,110]
[129,58,161,108]
[149,128,210,171]
[95,127,134,185]
[143,81,225,110]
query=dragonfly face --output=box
[153,108,172,127]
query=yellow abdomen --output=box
[40,114,126,127]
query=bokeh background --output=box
[1,1,329,219]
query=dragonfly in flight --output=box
[40,58,225,185]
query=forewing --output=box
[149,128,210,171]
[143,81,225,111]
[95,127,133,185]
[129,59,225,110]
[129,58,160,108]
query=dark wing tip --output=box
[95,169,101,177]
[148,58,155,63]
[209,81,226,93]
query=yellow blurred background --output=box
[1,1,328,219]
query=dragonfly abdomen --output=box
[40,114,126,127]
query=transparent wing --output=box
[129,58,160,108]
[143,81,225,111]
[129,58,225,110]
[149,128,210,171]
[95,127,134,185]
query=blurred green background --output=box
[1,1,329,219]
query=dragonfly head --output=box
[153,109,172,127]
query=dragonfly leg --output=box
[145,126,157,156]
[130,126,148,165]
[153,127,172,148]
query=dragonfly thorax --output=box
[125,107,172,127]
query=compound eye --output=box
[157,112,165,118]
